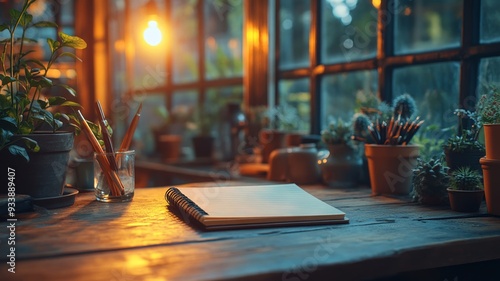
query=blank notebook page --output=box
[175,184,345,220]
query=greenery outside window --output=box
[272,0,500,140]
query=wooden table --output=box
[2,181,500,281]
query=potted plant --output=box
[319,117,362,187]
[259,105,300,163]
[360,94,421,195]
[352,112,375,186]
[192,104,217,159]
[477,86,500,215]
[476,87,500,159]
[152,105,192,161]
[447,167,484,212]
[0,0,87,198]
[412,157,450,206]
[443,109,485,174]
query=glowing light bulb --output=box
[143,20,162,46]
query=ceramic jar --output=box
[267,144,321,184]
[319,144,363,188]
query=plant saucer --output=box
[32,187,79,209]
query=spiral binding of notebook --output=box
[165,187,207,223]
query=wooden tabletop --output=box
[1,181,500,281]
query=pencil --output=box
[96,101,119,171]
[77,110,124,196]
[118,103,142,152]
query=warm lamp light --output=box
[143,20,162,46]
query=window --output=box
[392,62,460,130]
[279,0,310,70]
[108,0,500,159]
[394,0,463,55]
[321,70,378,124]
[271,0,500,141]
[109,0,244,158]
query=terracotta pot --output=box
[158,134,182,162]
[484,124,500,160]
[0,132,74,198]
[259,130,286,163]
[480,157,500,216]
[364,144,420,195]
[447,188,484,212]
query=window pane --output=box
[320,70,378,128]
[394,0,462,55]
[172,0,198,83]
[278,78,310,133]
[393,62,459,136]
[131,0,167,89]
[477,57,500,96]
[279,0,310,70]
[60,1,74,25]
[321,0,377,64]
[480,0,500,43]
[204,0,243,80]
[25,27,57,61]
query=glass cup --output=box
[94,150,135,202]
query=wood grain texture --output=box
[1,181,500,281]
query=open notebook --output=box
[164,183,348,230]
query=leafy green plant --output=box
[476,87,500,124]
[412,123,451,161]
[412,157,450,205]
[321,117,353,146]
[265,105,300,132]
[0,0,87,161]
[449,167,484,191]
[443,109,485,153]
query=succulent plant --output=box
[449,167,484,191]
[377,101,393,122]
[476,86,500,124]
[412,157,450,205]
[442,109,484,153]
[393,93,417,121]
[352,113,371,141]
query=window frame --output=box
[122,0,244,115]
[272,0,500,134]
